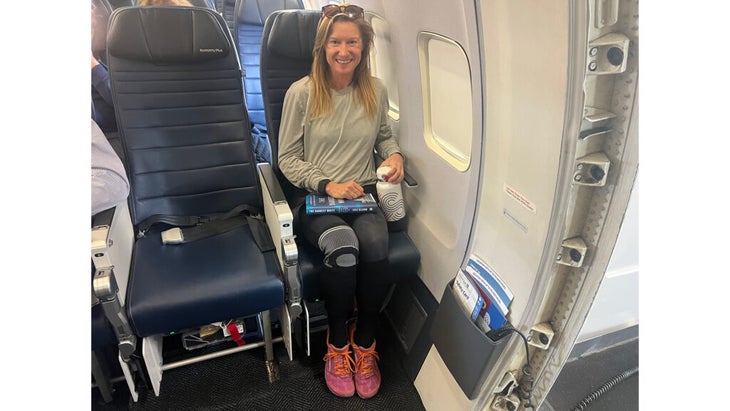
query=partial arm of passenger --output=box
[278,79,330,194]
[91,54,118,130]
[373,83,404,184]
[324,181,365,200]
[92,55,114,106]
[92,119,130,215]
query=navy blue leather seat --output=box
[106,6,284,341]
[260,10,421,301]
[215,0,237,37]
[128,225,282,336]
[234,0,303,133]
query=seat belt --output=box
[137,204,274,252]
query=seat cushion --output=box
[297,231,420,301]
[127,224,284,337]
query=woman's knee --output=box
[318,225,360,270]
[355,230,389,262]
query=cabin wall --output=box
[577,174,639,342]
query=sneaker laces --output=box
[354,346,380,377]
[324,347,355,376]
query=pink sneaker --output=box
[323,331,355,398]
[349,323,382,399]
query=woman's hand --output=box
[379,153,405,184]
[325,181,365,199]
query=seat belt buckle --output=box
[161,227,184,244]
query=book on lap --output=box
[305,193,379,215]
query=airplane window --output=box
[418,32,472,171]
[368,14,400,120]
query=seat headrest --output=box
[237,0,303,25]
[108,6,231,63]
[266,10,321,60]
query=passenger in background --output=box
[278,3,404,399]
[92,119,130,215]
[91,1,116,132]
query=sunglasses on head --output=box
[321,4,364,19]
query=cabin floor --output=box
[92,319,638,411]
[539,325,639,411]
[92,314,426,410]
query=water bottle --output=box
[376,166,407,231]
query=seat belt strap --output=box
[139,204,261,233]
[138,214,203,233]
[161,216,248,244]
[244,215,275,252]
[152,204,275,252]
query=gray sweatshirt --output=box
[278,76,402,194]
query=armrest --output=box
[257,163,302,319]
[93,267,137,361]
[91,201,134,306]
[91,201,137,361]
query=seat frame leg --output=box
[262,310,280,382]
[92,351,114,403]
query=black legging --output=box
[297,189,393,348]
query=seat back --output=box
[259,9,320,171]
[215,0,237,37]
[235,0,304,133]
[107,6,261,225]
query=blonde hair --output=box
[137,0,193,6]
[310,13,377,120]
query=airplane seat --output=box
[260,9,421,353]
[259,10,319,177]
[214,0,237,39]
[234,0,304,136]
[104,6,299,396]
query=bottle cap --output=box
[376,166,391,182]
